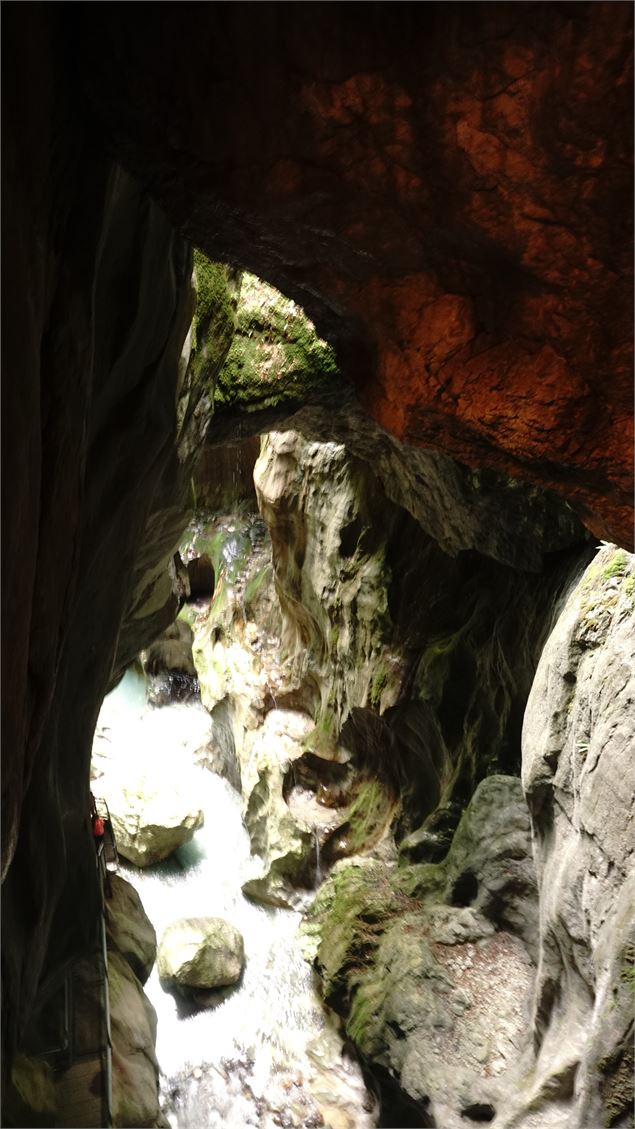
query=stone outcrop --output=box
[142,620,197,680]
[107,951,162,1129]
[214,273,338,417]
[244,397,586,572]
[240,709,319,908]
[142,619,201,705]
[78,3,633,545]
[4,874,162,1128]
[158,917,245,991]
[202,273,585,571]
[2,34,193,1071]
[1,5,633,1117]
[1,7,237,1068]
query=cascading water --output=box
[94,669,377,1129]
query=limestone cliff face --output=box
[518,546,635,1129]
[112,255,238,676]
[77,2,633,545]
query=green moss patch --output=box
[342,777,395,855]
[215,273,338,412]
[601,549,628,580]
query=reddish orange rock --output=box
[78,2,633,545]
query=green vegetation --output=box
[215,273,338,412]
[343,777,394,855]
[347,977,388,1056]
[369,665,389,710]
[304,858,418,1052]
[598,1038,635,1128]
[303,711,339,755]
[244,563,273,610]
[620,943,635,991]
[191,251,236,357]
[176,251,238,458]
[602,549,628,580]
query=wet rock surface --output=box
[240,710,320,908]
[254,429,584,820]
[96,669,378,1129]
[2,9,633,1122]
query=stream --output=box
[94,667,377,1129]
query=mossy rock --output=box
[215,273,338,412]
[307,857,417,1008]
[176,252,239,457]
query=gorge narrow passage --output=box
[93,659,376,1129]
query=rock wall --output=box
[77,2,634,545]
[1,7,633,1123]
[516,546,635,1129]
[4,875,162,1128]
[254,429,587,824]
[1,7,233,1078]
[303,546,634,1128]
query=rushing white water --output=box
[94,670,377,1129]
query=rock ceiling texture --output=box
[78,1,633,546]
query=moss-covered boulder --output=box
[215,273,338,414]
[105,874,157,986]
[516,545,635,1129]
[175,252,240,461]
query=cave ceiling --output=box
[77,2,634,546]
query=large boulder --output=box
[108,951,162,1129]
[158,917,244,990]
[102,764,204,867]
